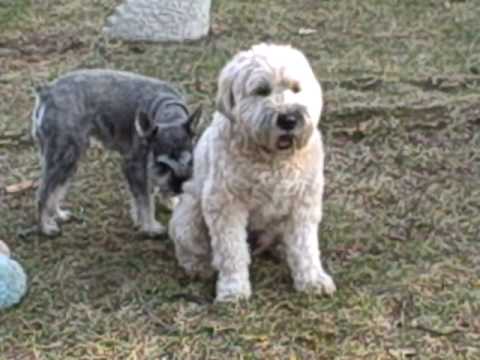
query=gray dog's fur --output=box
[32,69,201,237]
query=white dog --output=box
[169,43,336,302]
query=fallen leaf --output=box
[388,347,417,358]
[5,180,38,193]
[298,28,317,35]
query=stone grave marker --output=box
[103,0,212,42]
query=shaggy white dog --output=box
[169,43,336,302]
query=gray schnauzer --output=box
[32,69,201,237]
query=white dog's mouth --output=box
[276,134,295,150]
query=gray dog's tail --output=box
[31,84,50,142]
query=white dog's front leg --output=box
[283,221,336,295]
[203,197,251,302]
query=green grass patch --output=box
[0,0,32,31]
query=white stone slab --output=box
[103,0,212,42]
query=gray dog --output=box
[32,69,201,237]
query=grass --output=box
[1,0,480,358]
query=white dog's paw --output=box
[140,221,166,238]
[294,270,336,296]
[215,272,252,302]
[56,208,73,222]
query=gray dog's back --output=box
[33,69,185,153]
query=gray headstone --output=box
[103,0,212,42]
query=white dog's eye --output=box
[254,85,271,97]
[291,81,301,94]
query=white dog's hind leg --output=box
[203,196,251,302]
[283,221,336,295]
[169,193,212,278]
[251,231,279,256]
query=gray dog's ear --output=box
[135,110,158,139]
[184,105,202,135]
[216,63,236,120]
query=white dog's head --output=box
[216,43,323,154]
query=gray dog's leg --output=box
[37,134,83,236]
[122,158,165,237]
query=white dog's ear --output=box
[135,110,158,139]
[216,63,237,120]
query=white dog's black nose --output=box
[277,112,301,131]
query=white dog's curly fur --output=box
[169,43,336,302]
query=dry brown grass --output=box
[1,0,480,358]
